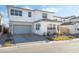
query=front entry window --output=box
[47,24,53,30]
[57,25,60,32]
[36,24,40,30]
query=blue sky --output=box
[0,5,79,26]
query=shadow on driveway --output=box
[13,34,48,43]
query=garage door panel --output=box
[13,25,32,34]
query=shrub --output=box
[63,36,70,40]
[68,36,74,39]
[56,32,64,35]
[3,39,12,47]
[47,37,54,41]
[47,32,50,36]
[48,36,73,41]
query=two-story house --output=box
[7,6,62,35]
[61,16,79,34]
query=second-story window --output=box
[10,9,22,16]
[42,13,47,19]
[28,12,32,17]
[11,9,14,15]
[19,11,22,16]
[15,10,18,16]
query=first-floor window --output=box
[47,24,53,30]
[53,24,56,29]
[57,25,60,31]
[36,24,40,30]
[77,28,79,31]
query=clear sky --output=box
[0,5,79,26]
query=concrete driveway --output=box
[13,34,48,43]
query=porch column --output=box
[56,25,58,33]
[10,24,13,34]
[56,25,61,33]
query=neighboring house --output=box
[63,16,76,23]
[61,22,76,34]
[61,16,79,34]
[7,6,62,35]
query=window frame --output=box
[42,13,47,19]
[10,9,22,16]
[19,11,22,16]
[36,24,40,30]
[15,10,19,16]
[28,12,32,17]
[53,24,56,29]
[10,9,15,15]
[47,24,53,30]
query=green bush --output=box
[54,37,63,41]
[47,32,50,36]
[56,32,64,35]
[48,36,73,41]
[47,37,54,41]
[68,36,74,39]
[3,39,12,47]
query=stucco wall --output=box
[8,7,35,22]
[34,21,61,35]
[8,6,55,22]
[41,21,61,35]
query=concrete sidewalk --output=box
[0,39,79,53]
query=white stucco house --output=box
[7,6,62,35]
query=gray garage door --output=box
[13,25,32,34]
